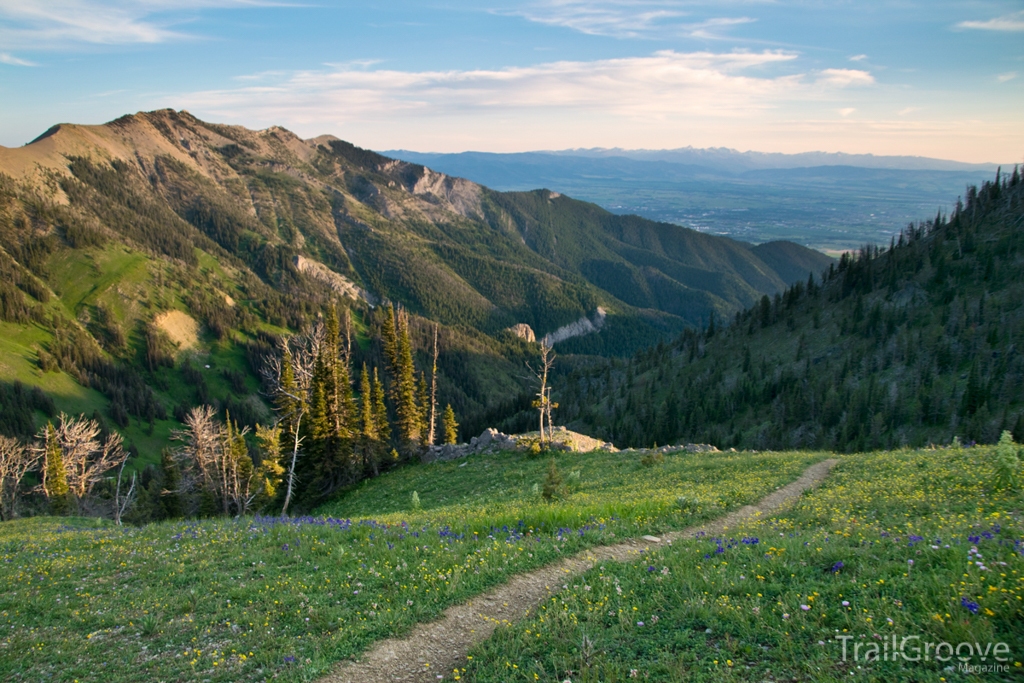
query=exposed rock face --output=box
[542,307,606,346]
[506,323,536,343]
[294,255,376,304]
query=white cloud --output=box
[996,71,1017,83]
[0,52,37,66]
[848,54,867,62]
[170,49,889,153]
[956,11,1024,32]
[502,1,759,39]
[897,106,919,116]
[816,68,874,87]
[838,107,855,117]
[0,0,291,49]
[180,50,819,121]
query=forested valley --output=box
[556,168,1024,452]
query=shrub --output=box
[640,451,665,467]
[993,430,1020,490]
[542,458,564,502]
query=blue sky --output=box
[0,1,1021,162]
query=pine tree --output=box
[542,458,563,502]
[254,424,285,506]
[42,422,70,515]
[160,448,183,519]
[371,367,390,460]
[442,404,458,445]
[393,308,420,451]
[380,303,399,377]
[359,363,378,475]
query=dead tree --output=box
[261,324,321,515]
[52,413,127,501]
[426,324,439,446]
[529,340,555,444]
[0,435,40,521]
[113,458,137,526]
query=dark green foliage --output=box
[159,448,183,519]
[63,157,201,266]
[560,170,1024,452]
[541,458,563,501]
[0,381,55,438]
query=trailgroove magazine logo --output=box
[836,634,1012,672]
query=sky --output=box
[0,1,1022,162]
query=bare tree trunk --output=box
[113,458,136,526]
[281,410,304,516]
[427,324,439,446]
[534,340,554,445]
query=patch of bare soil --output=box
[319,459,838,683]
[153,310,199,350]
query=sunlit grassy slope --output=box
[462,445,1024,682]
[0,448,820,682]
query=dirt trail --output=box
[320,458,839,683]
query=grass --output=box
[0,448,819,682]
[317,448,820,536]
[460,445,1024,682]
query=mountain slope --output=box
[0,109,830,457]
[556,169,1024,450]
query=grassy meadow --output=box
[461,445,1024,682]
[0,448,820,682]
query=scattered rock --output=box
[642,535,661,543]
[423,427,618,462]
[680,443,720,453]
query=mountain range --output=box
[0,109,831,458]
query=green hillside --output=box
[557,169,1024,450]
[0,109,829,461]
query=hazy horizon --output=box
[1,1,1021,163]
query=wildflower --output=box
[830,561,844,573]
[842,601,850,607]
[783,613,790,619]
[801,605,811,611]
[960,597,980,614]
[637,621,644,627]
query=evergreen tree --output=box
[380,303,399,377]
[442,404,459,445]
[542,458,563,502]
[42,422,70,515]
[160,448,183,519]
[359,363,378,475]
[393,308,420,452]
[254,423,285,506]
[371,367,390,456]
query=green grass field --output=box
[0,449,817,682]
[461,446,1024,682]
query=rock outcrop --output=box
[505,323,536,342]
[422,426,617,462]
